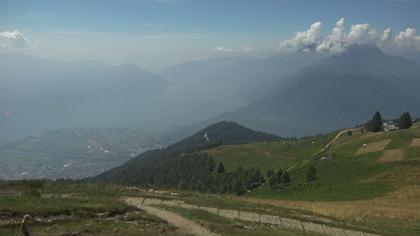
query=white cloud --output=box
[379,28,393,47]
[214,46,254,53]
[0,30,27,48]
[278,21,322,53]
[394,27,420,50]
[316,18,346,53]
[278,19,420,53]
[346,23,378,44]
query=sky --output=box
[1,0,420,71]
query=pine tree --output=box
[276,169,283,182]
[306,165,317,182]
[217,162,226,174]
[366,111,383,132]
[266,169,274,178]
[269,175,277,189]
[399,112,413,130]
[233,180,245,195]
[280,171,291,184]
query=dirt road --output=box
[126,198,220,236]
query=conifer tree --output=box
[306,165,317,182]
[217,162,226,174]
[399,112,413,129]
[365,111,383,132]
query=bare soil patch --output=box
[409,138,420,147]
[379,149,405,162]
[356,139,391,155]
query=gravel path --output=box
[126,197,381,236]
[126,198,220,236]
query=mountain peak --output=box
[342,44,384,57]
[167,121,281,154]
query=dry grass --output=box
[409,138,420,147]
[379,149,405,162]
[233,186,420,221]
[233,162,420,221]
[356,139,391,155]
[360,131,385,138]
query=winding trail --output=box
[126,197,220,236]
[317,128,353,156]
[125,197,381,236]
[286,128,353,172]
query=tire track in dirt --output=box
[126,197,220,236]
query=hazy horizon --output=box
[1,0,420,71]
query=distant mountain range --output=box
[0,53,167,142]
[158,52,327,103]
[4,45,415,142]
[172,44,420,138]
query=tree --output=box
[266,169,274,179]
[305,166,317,182]
[279,171,290,184]
[399,112,413,130]
[233,180,246,195]
[275,169,283,182]
[365,111,383,132]
[217,162,226,174]
[347,130,352,136]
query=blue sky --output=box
[1,0,420,70]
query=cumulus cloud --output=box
[0,30,27,48]
[346,23,378,44]
[394,28,420,50]
[379,28,393,47]
[316,18,346,53]
[278,21,322,53]
[278,19,420,53]
[214,46,254,53]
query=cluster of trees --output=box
[266,169,291,189]
[365,111,414,132]
[97,146,324,195]
[211,164,264,195]
[102,151,265,195]
[158,156,266,195]
[265,165,317,190]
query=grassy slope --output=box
[205,123,420,201]
[207,132,336,173]
[0,181,178,236]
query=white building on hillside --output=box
[383,120,399,132]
